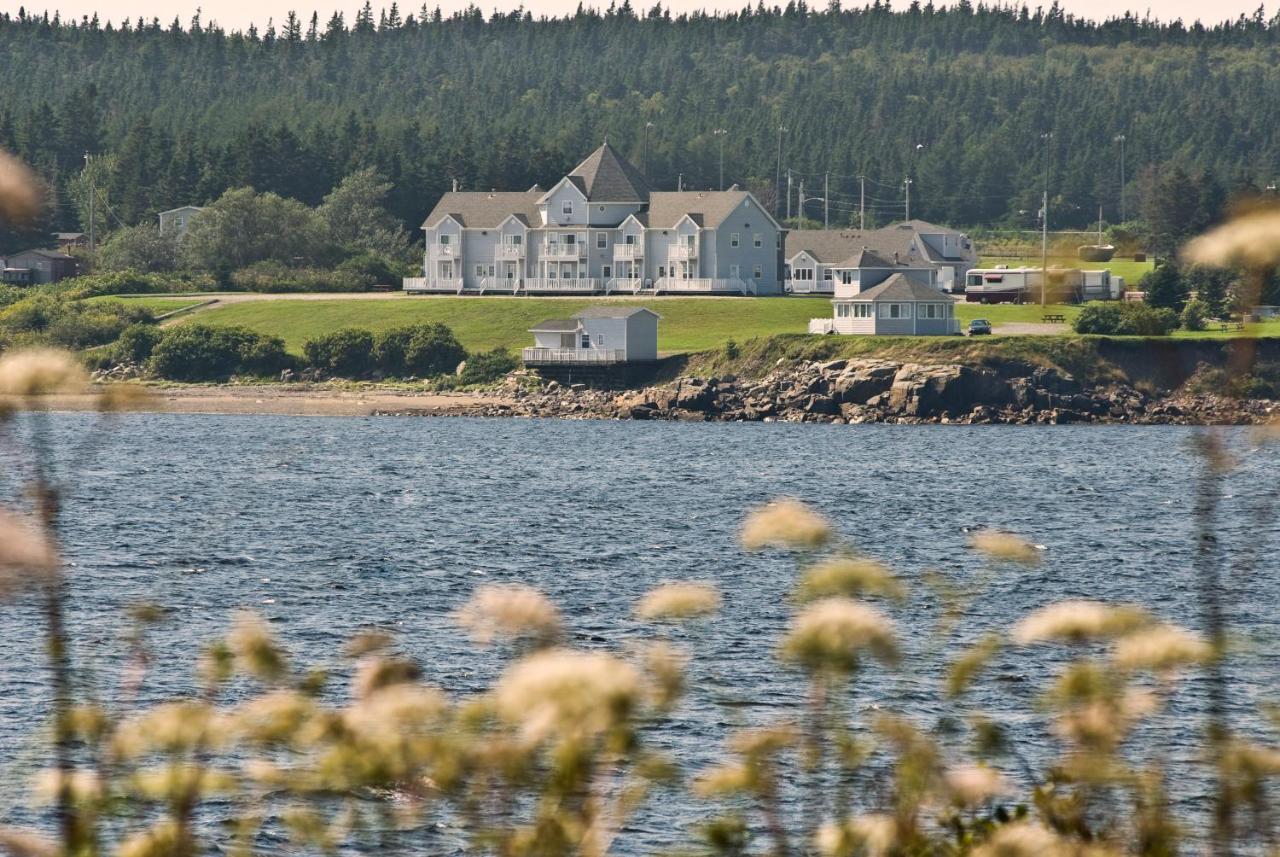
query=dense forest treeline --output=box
[3,0,1280,251]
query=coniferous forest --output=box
[3,0,1280,251]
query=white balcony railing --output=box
[428,245,457,258]
[788,279,836,294]
[655,278,752,295]
[404,277,463,293]
[613,244,642,260]
[523,278,602,293]
[496,245,525,259]
[605,278,644,294]
[542,243,587,258]
[522,347,626,365]
[669,244,698,260]
[478,277,520,293]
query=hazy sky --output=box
[8,0,1266,29]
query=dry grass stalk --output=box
[635,581,721,621]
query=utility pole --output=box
[775,125,788,218]
[860,176,866,231]
[713,128,727,191]
[1041,131,1053,308]
[83,152,94,251]
[903,177,912,222]
[678,172,683,192]
[1114,133,1127,222]
[823,171,829,228]
[778,170,788,223]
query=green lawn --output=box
[978,255,1154,285]
[178,296,828,355]
[954,302,1083,325]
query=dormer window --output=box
[562,200,573,216]
[439,234,450,245]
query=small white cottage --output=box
[524,306,660,365]
[810,273,959,336]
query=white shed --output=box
[524,306,660,365]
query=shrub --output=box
[116,324,163,363]
[724,339,741,360]
[229,261,372,293]
[303,328,376,377]
[459,348,518,385]
[57,270,182,299]
[1181,299,1210,331]
[1072,302,1178,336]
[96,225,181,273]
[148,324,289,381]
[372,323,466,378]
[0,294,154,349]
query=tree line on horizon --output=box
[2,0,1280,253]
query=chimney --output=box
[451,178,459,192]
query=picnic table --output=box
[1218,320,1246,333]
[1042,313,1066,324]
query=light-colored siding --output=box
[712,196,781,294]
[623,313,659,361]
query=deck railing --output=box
[655,277,752,295]
[522,347,626,365]
[523,278,602,293]
[788,279,836,294]
[496,245,525,259]
[668,244,698,260]
[605,278,644,294]
[478,277,521,293]
[613,244,642,260]
[404,277,464,293]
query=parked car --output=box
[967,319,992,336]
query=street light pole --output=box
[903,177,912,222]
[713,128,727,191]
[824,171,829,228]
[1041,131,1053,308]
[776,124,787,218]
[1114,133,1127,222]
[83,151,94,251]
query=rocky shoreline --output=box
[376,358,1277,425]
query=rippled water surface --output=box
[1,415,1277,850]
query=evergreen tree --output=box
[1142,262,1189,312]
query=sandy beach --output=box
[5,385,514,417]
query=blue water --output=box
[1,415,1277,850]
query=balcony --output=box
[613,244,642,260]
[496,244,525,259]
[656,278,753,295]
[787,279,836,295]
[522,347,626,366]
[669,244,698,260]
[523,278,602,294]
[478,277,520,293]
[605,278,645,294]
[404,277,464,293]
[542,243,586,259]
[428,244,457,259]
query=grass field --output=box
[978,255,1155,285]
[168,296,827,355]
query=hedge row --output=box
[301,324,467,379]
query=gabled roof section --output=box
[10,248,74,261]
[835,249,896,269]
[421,191,543,229]
[159,205,204,215]
[572,306,660,320]
[647,191,755,229]
[566,142,650,203]
[849,272,953,302]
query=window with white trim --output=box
[793,268,814,281]
[879,303,911,319]
[596,232,607,249]
[603,265,612,277]
[562,200,573,216]
[475,265,485,277]
[753,233,762,247]
[823,268,833,281]
[730,232,740,247]
[753,265,762,279]
[439,234,450,245]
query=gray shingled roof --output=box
[572,306,660,320]
[848,273,955,302]
[836,249,897,269]
[646,191,752,229]
[529,318,580,333]
[567,143,650,203]
[421,191,542,229]
[786,229,917,264]
[8,248,75,261]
